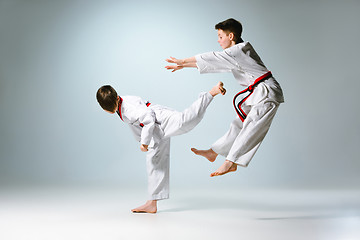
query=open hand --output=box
[165,56,181,64]
[165,64,183,72]
[165,57,183,72]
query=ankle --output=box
[148,200,157,205]
[209,149,218,156]
[209,90,217,97]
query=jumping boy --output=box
[96,82,226,213]
[165,18,284,177]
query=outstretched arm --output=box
[165,56,197,72]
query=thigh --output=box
[226,101,279,165]
[231,101,279,154]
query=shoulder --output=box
[121,95,142,111]
[225,42,249,55]
[122,95,144,105]
[121,96,143,121]
[122,95,142,101]
[122,95,149,113]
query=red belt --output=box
[233,71,272,122]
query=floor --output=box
[0,186,359,240]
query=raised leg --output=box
[226,102,279,167]
[163,82,225,138]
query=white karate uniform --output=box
[195,41,284,167]
[118,92,213,200]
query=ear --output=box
[228,32,234,41]
[117,96,120,101]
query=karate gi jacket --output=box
[195,41,284,105]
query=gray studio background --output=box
[0,0,359,191]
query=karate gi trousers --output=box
[146,92,213,200]
[211,98,279,167]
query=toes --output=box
[132,208,146,213]
[218,84,226,95]
[132,208,156,214]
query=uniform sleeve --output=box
[128,124,141,142]
[137,107,156,146]
[123,96,156,145]
[195,48,239,74]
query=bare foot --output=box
[131,200,157,214]
[210,160,237,177]
[229,163,237,172]
[209,81,226,97]
[191,148,218,162]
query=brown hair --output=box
[215,18,243,44]
[96,85,118,112]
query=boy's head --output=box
[96,85,119,114]
[215,18,243,49]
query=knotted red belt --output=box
[233,71,272,122]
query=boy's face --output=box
[217,29,235,49]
